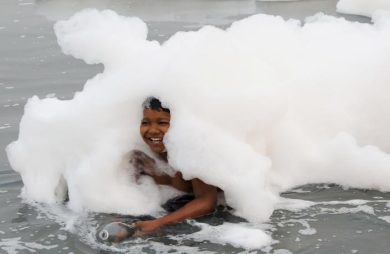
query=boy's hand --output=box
[134,220,162,235]
[130,150,156,175]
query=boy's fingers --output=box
[133,229,146,237]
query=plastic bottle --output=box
[97,221,137,243]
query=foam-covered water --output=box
[337,0,390,17]
[2,0,390,252]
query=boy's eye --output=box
[159,121,169,125]
[141,120,149,125]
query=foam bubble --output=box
[6,9,390,228]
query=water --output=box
[1,0,388,253]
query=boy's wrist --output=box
[156,216,174,227]
[155,217,166,226]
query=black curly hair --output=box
[142,97,170,113]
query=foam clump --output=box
[6,9,390,226]
[187,222,272,249]
[337,0,390,18]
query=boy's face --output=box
[140,108,171,154]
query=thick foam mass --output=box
[6,9,390,225]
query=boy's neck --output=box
[158,152,168,162]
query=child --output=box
[130,97,218,235]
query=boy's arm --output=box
[135,178,218,234]
[130,150,191,191]
[144,169,191,192]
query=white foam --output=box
[274,250,293,254]
[379,216,390,223]
[0,237,57,254]
[186,222,272,249]
[6,8,390,232]
[0,126,11,130]
[276,198,316,211]
[288,188,311,193]
[321,199,369,206]
[299,227,317,235]
[279,219,317,235]
[337,0,390,18]
[320,205,375,215]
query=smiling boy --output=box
[131,97,218,234]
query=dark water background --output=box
[1,0,389,253]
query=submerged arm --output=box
[135,178,218,234]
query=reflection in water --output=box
[35,0,256,24]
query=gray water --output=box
[1,0,389,253]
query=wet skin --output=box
[140,108,171,154]
[133,108,218,235]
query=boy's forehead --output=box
[143,108,170,117]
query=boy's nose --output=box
[148,125,161,133]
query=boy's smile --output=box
[140,108,171,154]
